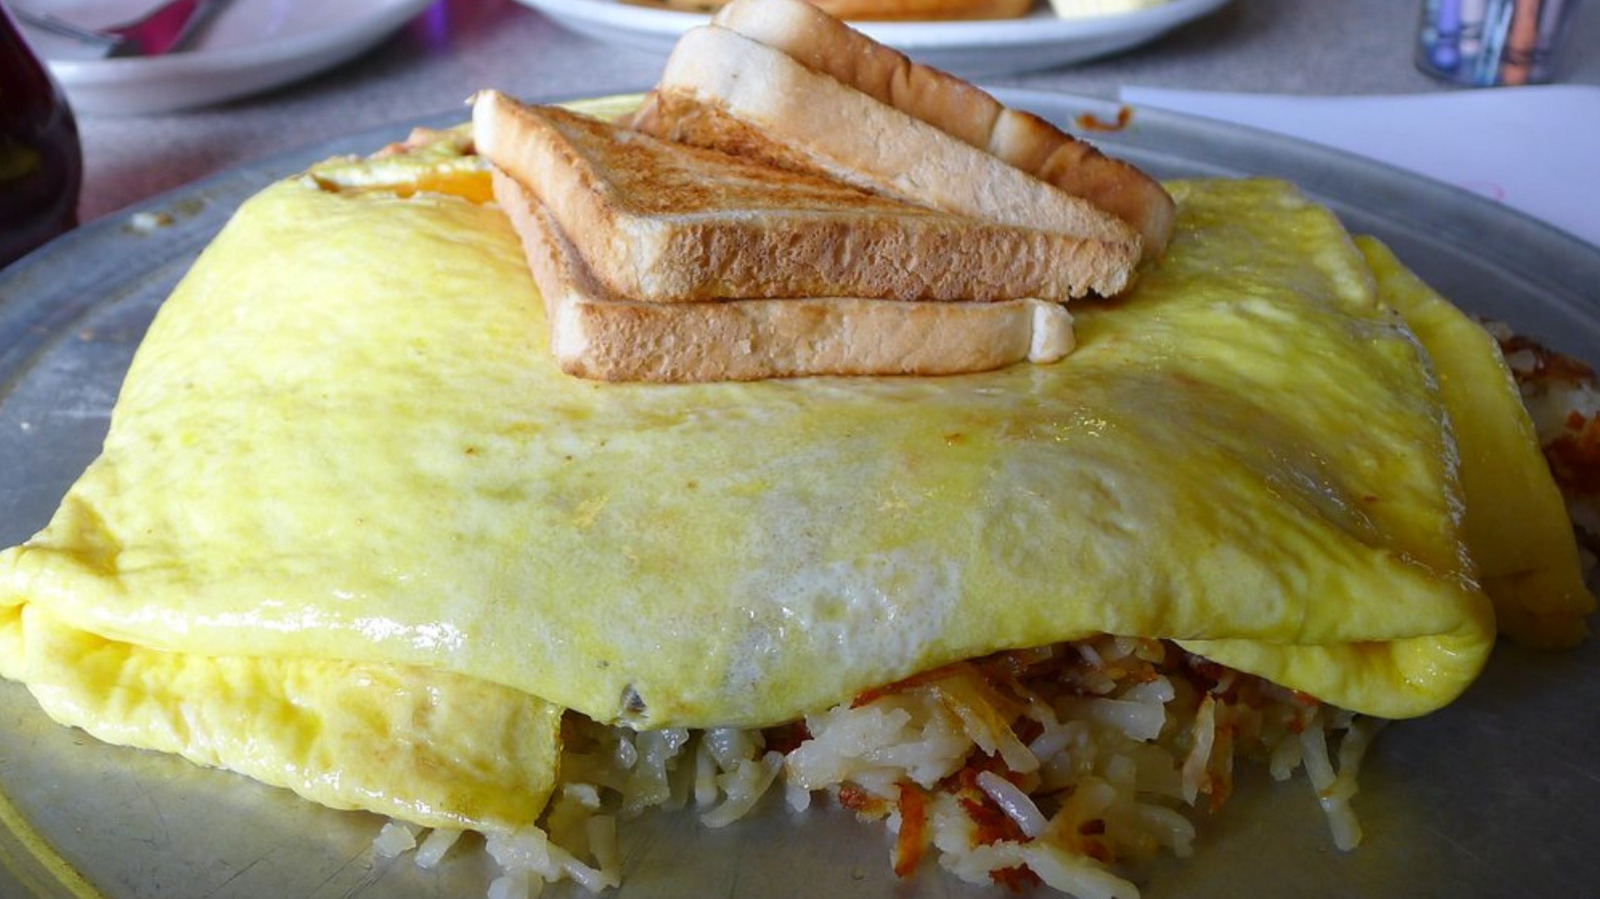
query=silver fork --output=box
[11,0,229,57]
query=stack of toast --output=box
[473,0,1172,382]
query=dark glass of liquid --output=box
[1,7,82,268]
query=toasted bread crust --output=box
[493,168,1074,382]
[476,92,1133,302]
[703,0,1174,256]
[633,26,1144,277]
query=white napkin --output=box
[1119,84,1600,249]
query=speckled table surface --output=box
[37,0,1600,222]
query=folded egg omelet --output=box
[0,133,1589,833]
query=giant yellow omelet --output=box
[0,131,1590,854]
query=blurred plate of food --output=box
[511,0,1231,78]
[16,0,438,114]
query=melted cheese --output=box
[1,154,1575,828]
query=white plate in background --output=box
[510,0,1231,78]
[21,0,438,114]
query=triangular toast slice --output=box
[630,26,1148,267]
[492,168,1074,382]
[704,0,1174,257]
[473,92,1139,302]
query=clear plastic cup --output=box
[1416,0,1581,87]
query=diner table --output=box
[67,0,1600,225]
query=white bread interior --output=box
[633,26,1143,273]
[708,0,1175,257]
[474,91,1137,303]
[493,168,1074,383]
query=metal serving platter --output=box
[1,89,1598,899]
